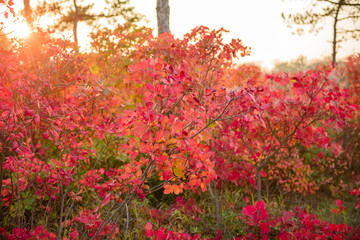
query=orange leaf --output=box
[155,63,163,71]
[164,184,173,194]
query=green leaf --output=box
[24,197,34,210]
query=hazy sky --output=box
[127,0,359,69]
[5,0,360,69]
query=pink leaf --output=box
[145,222,152,231]
[145,222,153,237]
[34,113,40,124]
[101,193,111,207]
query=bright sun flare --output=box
[7,21,31,39]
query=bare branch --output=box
[319,0,360,6]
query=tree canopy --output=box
[283,0,360,64]
[34,0,143,45]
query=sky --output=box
[127,0,359,69]
[3,0,360,70]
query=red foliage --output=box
[238,201,360,239]
[0,20,359,239]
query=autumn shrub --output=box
[0,25,256,239]
[0,28,126,239]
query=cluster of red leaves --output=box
[351,187,360,209]
[0,226,56,240]
[239,200,360,240]
[0,29,129,239]
[213,69,357,195]
[143,199,360,240]
[142,196,202,227]
[223,64,264,90]
[0,24,257,239]
[340,54,360,105]
[332,199,346,214]
[145,222,196,240]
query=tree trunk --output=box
[23,0,32,25]
[208,181,221,230]
[72,0,79,48]
[332,0,344,66]
[156,0,170,35]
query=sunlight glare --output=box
[2,18,32,39]
[10,21,31,39]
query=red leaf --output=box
[350,104,359,111]
[70,230,79,239]
[0,87,12,99]
[34,226,43,234]
[282,211,294,223]
[242,205,256,216]
[36,176,43,184]
[258,208,268,220]
[155,129,164,142]
[77,215,91,224]
[145,102,153,108]
[52,130,59,140]
[145,83,154,92]
[25,109,34,116]
[274,76,281,83]
[318,152,324,159]
[255,200,266,210]
[260,222,270,234]
[12,141,19,150]
[293,82,302,88]
[335,199,343,207]
[42,130,49,139]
